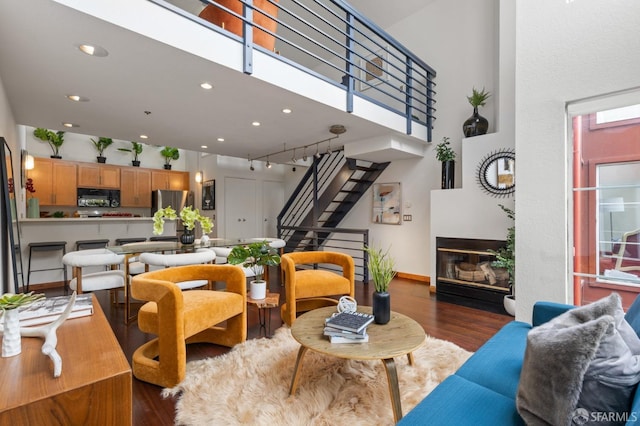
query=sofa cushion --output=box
[456,321,530,399]
[398,375,524,426]
[517,293,640,426]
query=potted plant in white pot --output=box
[462,87,491,137]
[228,240,281,300]
[0,292,45,357]
[489,204,515,316]
[118,141,143,166]
[91,137,114,163]
[153,205,213,245]
[435,136,456,189]
[363,244,396,324]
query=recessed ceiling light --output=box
[217,138,224,142]
[200,82,213,90]
[140,134,149,139]
[252,121,261,127]
[77,44,109,57]
[201,145,208,149]
[282,108,292,114]
[66,95,89,102]
[62,122,79,128]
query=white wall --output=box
[515,0,640,319]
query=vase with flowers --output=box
[153,205,213,245]
[26,178,39,218]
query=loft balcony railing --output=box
[150,0,437,141]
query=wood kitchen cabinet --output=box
[120,167,152,207]
[27,157,77,206]
[151,170,189,190]
[77,163,120,189]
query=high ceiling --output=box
[0,0,430,163]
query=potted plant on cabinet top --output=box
[463,87,491,138]
[0,292,45,357]
[118,141,143,167]
[363,244,396,324]
[91,137,114,163]
[33,128,65,159]
[435,136,456,189]
[153,205,213,245]
[228,240,281,300]
[489,204,515,316]
[160,146,180,170]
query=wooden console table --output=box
[0,294,132,425]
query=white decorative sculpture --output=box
[0,292,76,377]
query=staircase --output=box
[278,150,389,252]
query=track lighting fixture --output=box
[302,147,308,162]
[326,140,332,154]
[250,161,255,171]
[291,148,297,163]
[314,144,321,159]
[266,156,272,168]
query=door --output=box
[262,180,284,237]
[225,177,256,238]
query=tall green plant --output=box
[490,204,515,295]
[363,245,396,293]
[467,87,491,108]
[91,137,114,156]
[160,146,180,165]
[435,136,456,162]
[118,141,143,162]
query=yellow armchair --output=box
[131,264,246,387]
[280,251,355,326]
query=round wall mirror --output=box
[476,148,515,197]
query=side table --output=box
[247,291,280,337]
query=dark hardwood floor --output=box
[43,272,512,426]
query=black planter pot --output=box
[132,160,140,167]
[181,230,195,245]
[164,164,172,170]
[97,156,106,164]
[372,291,390,324]
[441,160,455,189]
[462,107,489,137]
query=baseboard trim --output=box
[396,272,429,284]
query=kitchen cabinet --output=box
[77,163,120,189]
[120,167,151,207]
[151,170,189,191]
[27,157,77,206]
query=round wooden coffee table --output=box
[289,306,425,423]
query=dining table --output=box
[108,238,256,324]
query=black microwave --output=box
[77,188,121,208]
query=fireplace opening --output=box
[436,237,510,314]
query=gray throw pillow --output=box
[517,293,640,426]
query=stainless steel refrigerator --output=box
[151,190,194,238]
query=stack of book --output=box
[17,293,94,327]
[324,311,375,343]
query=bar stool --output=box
[27,241,68,292]
[75,239,110,251]
[14,244,24,292]
[149,236,179,242]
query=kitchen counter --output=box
[20,217,153,223]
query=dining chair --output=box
[62,248,126,303]
[131,264,247,387]
[280,251,355,326]
[138,250,216,289]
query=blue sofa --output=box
[398,300,640,425]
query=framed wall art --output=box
[202,179,215,210]
[359,48,388,91]
[372,182,401,225]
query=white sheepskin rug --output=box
[163,327,471,425]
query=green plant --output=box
[160,146,180,165]
[228,241,281,283]
[0,292,44,310]
[467,87,491,108]
[435,136,456,162]
[118,141,143,162]
[33,128,65,157]
[91,137,114,157]
[489,204,515,295]
[363,245,396,293]
[52,211,65,218]
[153,205,213,235]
